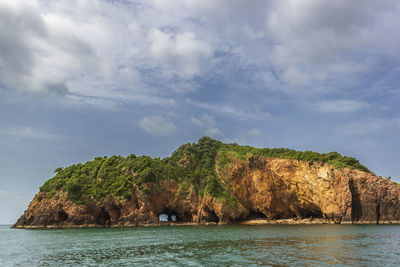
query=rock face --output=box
[14,157,400,228]
[224,157,400,224]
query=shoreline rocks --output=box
[14,157,400,229]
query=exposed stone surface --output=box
[14,157,400,228]
[224,157,400,224]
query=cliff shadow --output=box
[376,200,380,224]
[247,210,267,219]
[349,178,362,222]
[201,205,219,223]
[96,207,111,226]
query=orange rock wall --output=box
[14,157,400,228]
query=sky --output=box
[1,0,400,224]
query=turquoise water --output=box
[1,224,400,266]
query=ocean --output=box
[1,224,399,266]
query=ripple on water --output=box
[1,224,400,266]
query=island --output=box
[13,137,400,228]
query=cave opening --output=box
[109,203,121,222]
[27,216,34,224]
[209,210,219,223]
[247,210,267,220]
[203,206,219,223]
[96,207,110,226]
[58,210,69,222]
[297,208,323,219]
[158,208,179,222]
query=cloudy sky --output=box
[1,0,400,224]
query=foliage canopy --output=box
[40,137,371,204]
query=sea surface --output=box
[1,224,400,266]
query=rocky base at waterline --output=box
[13,138,400,228]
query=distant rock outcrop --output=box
[13,138,400,228]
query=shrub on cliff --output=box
[217,143,371,173]
[39,137,372,204]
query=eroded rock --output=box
[13,157,400,228]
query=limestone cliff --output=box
[222,157,400,224]
[13,138,400,228]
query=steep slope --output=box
[14,137,400,228]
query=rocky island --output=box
[14,137,400,228]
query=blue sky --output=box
[1,0,400,224]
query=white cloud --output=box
[0,0,98,95]
[341,118,400,135]
[189,100,272,120]
[0,0,217,105]
[224,128,265,145]
[1,0,399,110]
[245,128,263,137]
[191,117,204,127]
[265,0,400,93]
[191,114,224,138]
[1,126,60,140]
[205,127,224,138]
[139,115,176,136]
[313,100,370,113]
[148,28,212,77]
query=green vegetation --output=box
[39,136,371,205]
[217,143,371,174]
